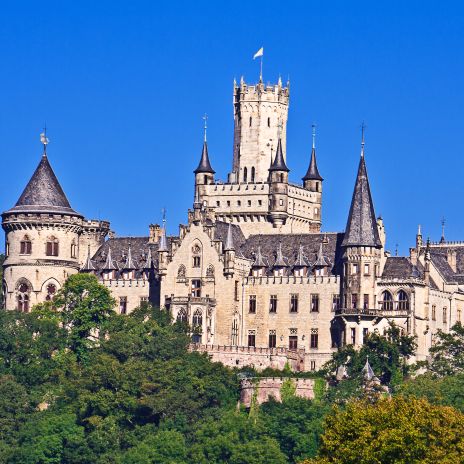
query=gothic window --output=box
[243,167,248,183]
[397,290,409,311]
[192,245,201,268]
[191,279,201,297]
[46,236,59,257]
[70,241,77,258]
[45,283,56,301]
[192,308,202,345]
[380,291,393,311]
[192,256,201,268]
[20,235,32,255]
[177,308,187,324]
[231,318,239,345]
[17,282,30,312]
[251,167,255,182]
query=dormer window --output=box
[20,236,32,255]
[46,237,59,257]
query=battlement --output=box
[234,79,289,102]
[244,275,340,286]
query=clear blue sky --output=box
[1,1,463,254]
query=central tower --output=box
[230,77,289,184]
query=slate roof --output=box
[5,154,81,216]
[302,147,323,181]
[342,154,381,248]
[214,221,247,251]
[381,256,439,289]
[194,141,215,174]
[269,139,289,172]
[429,247,464,284]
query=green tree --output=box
[304,396,464,464]
[0,253,4,308]
[427,322,464,376]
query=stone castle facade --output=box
[3,76,464,371]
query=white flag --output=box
[253,47,264,59]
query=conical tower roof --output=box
[224,222,235,251]
[81,245,95,272]
[6,154,80,216]
[269,139,289,172]
[144,247,154,269]
[302,146,323,181]
[194,141,215,174]
[158,227,168,252]
[342,151,381,248]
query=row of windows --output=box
[118,296,149,314]
[216,199,264,208]
[345,262,380,277]
[429,305,454,323]
[248,294,341,314]
[247,328,319,350]
[16,282,57,312]
[11,236,78,258]
[343,291,410,311]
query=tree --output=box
[303,396,464,464]
[427,322,464,376]
[0,253,4,308]
[47,274,116,360]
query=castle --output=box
[3,76,464,371]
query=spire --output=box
[6,133,80,216]
[294,244,308,267]
[313,242,330,267]
[224,222,235,251]
[81,245,95,272]
[342,130,382,248]
[158,218,168,252]
[440,217,446,244]
[269,138,289,172]
[144,246,154,269]
[302,124,323,181]
[123,244,135,270]
[274,241,287,267]
[252,246,267,267]
[103,247,117,270]
[362,357,376,381]
[194,114,215,174]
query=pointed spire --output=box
[81,245,95,272]
[314,242,330,267]
[269,138,289,172]
[144,246,154,269]
[302,124,323,182]
[294,244,308,267]
[123,244,135,270]
[425,237,431,261]
[342,130,382,248]
[158,221,168,252]
[440,217,446,244]
[194,114,215,174]
[274,241,287,267]
[224,222,235,251]
[103,247,117,270]
[360,122,366,158]
[363,357,376,381]
[252,246,267,267]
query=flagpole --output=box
[260,55,263,82]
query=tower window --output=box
[70,241,77,259]
[249,117,252,127]
[17,282,30,312]
[269,330,276,348]
[243,167,248,183]
[380,291,393,311]
[119,297,127,315]
[269,295,278,313]
[311,294,320,312]
[267,117,270,127]
[249,295,257,313]
[290,294,299,313]
[45,283,57,301]
[46,237,59,257]
[310,328,319,349]
[20,236,32,255]
[251,167,255,182]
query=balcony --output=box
[335,306,410,318]
[165,296,217,306]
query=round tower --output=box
[1,135,83,310]
[268,138,289,228]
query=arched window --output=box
[17,282,30,312]
[45,283,57,301]
[177,308,187,324]
[192,308,203,328]
[70,241,77,258]
[249,116,252,127]
[380,291,393,311]
[397,290,409,311]
[20,235,32,255]
[267,117,270,128]
[251,167,255,183]
[243,167,248,183]
[46,237,59,257]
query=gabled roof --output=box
[5,154,81,216]
[302,146,323,181]
[342,154,381,248]
[269,138,289,172]
[194,141,215,174]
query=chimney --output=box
[410,247,417,266]
[149,224,162,244]
[447,249,457,273]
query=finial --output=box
[312,124,316,149]
[360,121,366,157]
[440,217,446,243]
[40,125,49,156]
[162,207,167,229]
[418,224,422,236]
[395,243,399,256]
[202,113,208,142]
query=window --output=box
[364,263,370,275]
[243,167,248,183]
[191,279,201,297]
[234,281,239,301]
[310,360,316,371]
[177,308,187,324]
[380,291,393,311]
[249,295,257,313]
[432,305,436,321]
[216,201,220,207]
[267,117,270,127]
[290,294,299,313]
[269,330,276,348]
[20,236,32,255]
[249,116,252,127]
[289,335,298,350]
[279,199,284,206]
[227,200,231,207]
[119,297,127,315]
[193,309,203,328]
[45,283,56,301]
[351,293,358,309]
[251,167,255,182]
[458,309,462,322]
[237,200,241,206]
[310,328,319,349]
[140,296,149,305]
[363,328,369,343]
[363,294,369,309]
[192,256,201,268]
[269,295,278,313]
[443,307,447,324]
[311,294,320,312]
[351,263,358,275]
[70,241,77,258]
[397,290,409,311]
[231,319,239,345]
[248,331,256,347]
[46,237,59,256]
[17,282,30,312]
[258,200,262,206]
[350,328,356,345]
[332,295,340,311]
[247,200,251,207]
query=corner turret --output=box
[268,138,289,228]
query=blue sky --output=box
[1,1,463,254]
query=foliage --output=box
[280,378,296,402]
[427,322,464,376]
[303,396,464,464]
[0,253,4,308]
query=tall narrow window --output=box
[363,294,369,309]
[332,295,340,311]
[20,236,32,255]
[351,293,358,309]
[17,283,30,312]
[46,237,59,257]
[248,331,256,347]
[231,319,239,345]
[192,309,203,343]
[249,295,257,313]
[192,256,201,268]
[363,328,369,343]
[70,241,77,258]
[432,305,436,321]
[350,328,356,345]
[397,290,409,311]
[289,335,298,350]
[310,328,319,349]
[191,279,201,297]
[443,307,447,324]
[119,297,127,315]
[267,117,270,127]
[243,167,248,183]
[249,116,252,127]
[251,167,255,182]
[380,291,393,310]
[269,330,276,348]
[234,281,239,301]
[269,295,278,313]
[290,294,299,313]
[311,294,320,312]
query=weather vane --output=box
[203,113,208,142]
[40,125,49,155]
[312,123,316,149]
